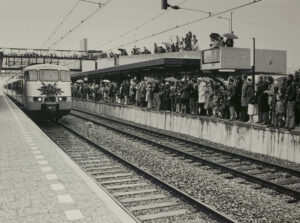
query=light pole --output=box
[218,12,233,33]
[252,38,256,91]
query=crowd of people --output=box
[154,31,199,54]
[107,31,200,57]
[106,30,236,58]
[72,73,300,130]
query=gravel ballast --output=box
[61,116,300,223]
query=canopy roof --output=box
[71,58,200,80]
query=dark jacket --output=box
[257,81,268,111]
[181,81,192,100]
[227,84,236,107]
[123,82,130,96]
[286,81,296,101]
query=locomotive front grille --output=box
[44,97,56,102]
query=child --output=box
[247,95,257,123]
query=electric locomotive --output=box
[3,64,71,119]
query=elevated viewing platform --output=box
[72,99,300,164]
[202,47,287,74]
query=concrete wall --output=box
[255,49,287,74]
[72,99,300,164]
[202,47,251,71]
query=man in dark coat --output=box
[285,74,297,130]
[181,77,192,114]
[227,77,237,120]
[235,77,243,120]
[256,75,268,123]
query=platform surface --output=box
[0,94,137,223]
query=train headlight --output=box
[33,97,43,102]
[58,97,67,102]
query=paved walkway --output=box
[0,95,136,223]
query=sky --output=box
[0,0,299,73]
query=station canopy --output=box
[71,58,200,81]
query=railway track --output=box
[70,109,300,201]
[41,122,237,223]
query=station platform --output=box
[0,94,137,223]
[72,99,300,164]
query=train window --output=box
[25,70,38,81]
[39,70,59,82]
[60,70,70,82]
[16,80,23,93]
[8,84,11,89]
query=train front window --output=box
[25,70,38,81]
[39,70,59,82]
[60,70,70,82]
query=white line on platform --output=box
[33,150,41,154]
[46,173,58,180]
[51,183,65,191]
[38,160,48,165]
[28,143,36,147]
[41,166,53,172]
[57,194,73,203]
[30,146,39,150]
[35,155,44,159]
[65,210,84,221]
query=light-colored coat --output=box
[198,81,206,103]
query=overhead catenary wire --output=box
[40,0,81,49]
[48,0,112,49]
[96,0,189,49]
[107,0,262,51]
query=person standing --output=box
[285,74,297,130]
[270,86,279,127]
[197,78,206,115]
[296,82,300,126]
[123,80,130,105]
[234,77,243,121]
[181,77,192,114]
[146,82,153,109]
[227,77,237,120]
[204,81,214,116]
[256,75,268,123]
[241,75,250,122]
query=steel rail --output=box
[70,110,300,200]
[71,108,300,177]
[58,122,238,223]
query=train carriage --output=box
[3,64,71,119]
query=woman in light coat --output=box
[197,78,207,115]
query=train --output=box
[3,64,72,119]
